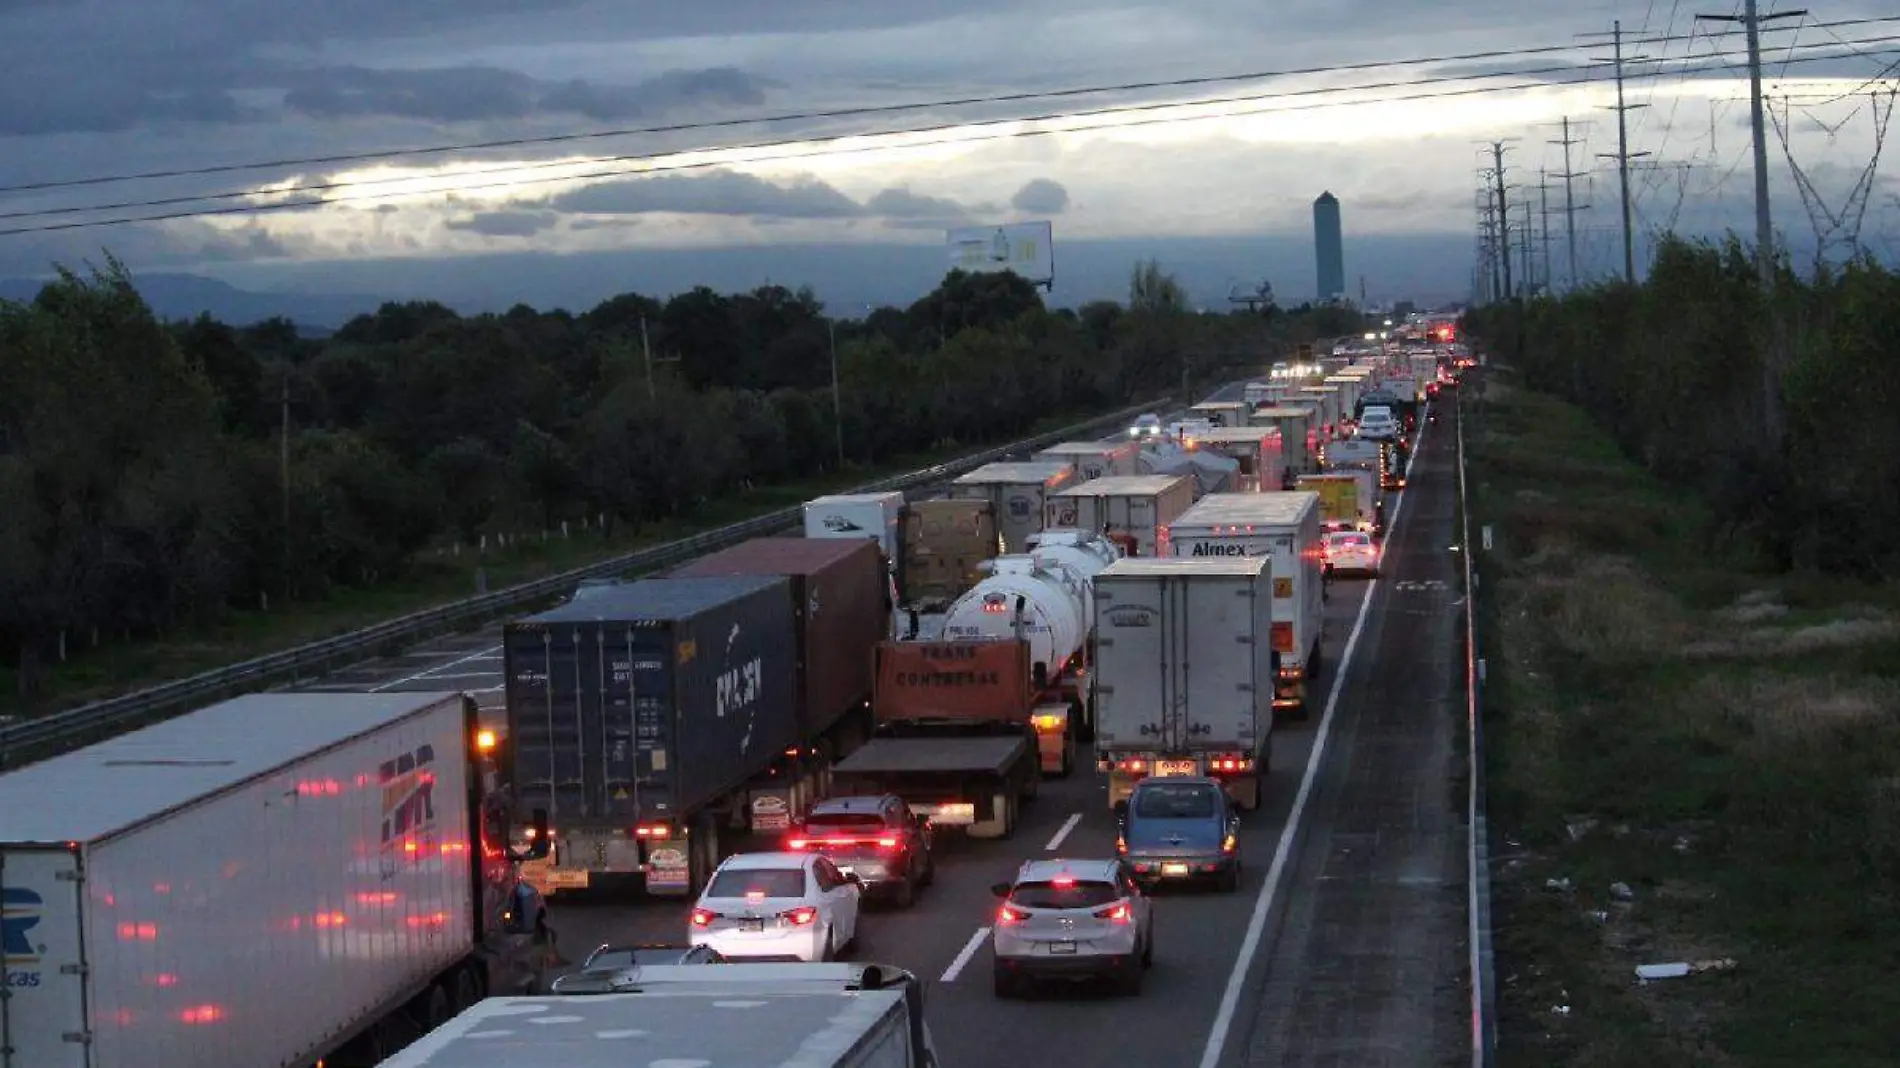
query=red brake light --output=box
[787,838,810,849]
[690,908,716,927]
[877,837,900,850]
[1093,903,1132,924]
[1051,876,1075,887]
[780,906,818,926]
[997,904,1028,926]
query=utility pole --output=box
[1536,170,1554,296]
[1475,177,1500,304]
[279,372,291,600]
[1549,117,1593,291]
[1696,2,1804,290]
[639,315,656,402]
[1488,140,1516,301]
[828,320,845,469]
[1518,200,1535,295]
[1588,20,1651,283]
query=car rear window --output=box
[803,813,887,832]
[1334,534,1370,547]
[707,868,806,899]
[1133,783,1220,818]
[1010,879,1120,909]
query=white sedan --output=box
[688,852,862,962]
[1322,530,1380,577]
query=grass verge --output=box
[1,409,1130,718]
[1469,370,1900,1067]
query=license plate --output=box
[1162,862,1191,876]
[541,869,590,890]
[1155,760,1198,777]
[738,918,764,933]
[1049,941,1077,954]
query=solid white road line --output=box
[369,644,502,692]
[1196,413,1431,1068]
[940,927,991,982]
[1044,812,1084,852]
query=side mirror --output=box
[990,882,1013,899]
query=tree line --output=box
[0,255,1353,696]
[1463,237,1900,575]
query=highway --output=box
[296,383,1471,1067]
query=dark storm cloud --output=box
[549,170,866,218]
[1010,178,1070,215]
[446,210,561,237]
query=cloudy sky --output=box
[0,0,1895,316]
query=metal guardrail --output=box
[0,400,1168,766]
[1456,381,1499,1066]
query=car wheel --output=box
[893,876,916,909]
[1142,927,1154,969]
[1218,863,1242,893]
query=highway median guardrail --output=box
[1456,377,1498,1066]
[0,400,1169,768]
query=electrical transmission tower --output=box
[1534,169,1556,296]
[1768,90,1897,269]
[1475,175,1500,304]
[1587,21,1650,283]
[1549,117,1593,292]
[1697,2,1807,290]
[1486,140,1519,301]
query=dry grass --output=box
[1470,371,1900,1067]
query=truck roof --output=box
[1172,490,1319,528]
[1039,440,1131,454]
[0,691,462,845]
[833,736,1028,774]
[1186,428,1274,444]
[673,536,877,578]
[1051,474,1189,497]
[1100,557,1269,579]
[952,461,1073,485]
[376,988,909,1068]
[516,574,785,625]
[1249,407,1311,418]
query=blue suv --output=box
[1114,777,1242,892]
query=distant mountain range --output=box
[0,273,374,332]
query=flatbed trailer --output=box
[829,735,1037,840]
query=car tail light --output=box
[1093,903,1132,925]
[1222,835,1238,854]
[690,908,717,927]
[877,837,900,850]
[996,904,1028,926]
[786,837,810,849]
[779,906,818,926]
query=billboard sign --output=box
[945,221,1055,286]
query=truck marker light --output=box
[474,729,498,752]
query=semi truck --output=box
[1093,557,1277,812]
[376,962,942,1068]
[672,538,890,832]
[0,691,550,1068]
[1164,492,1326,718]
[1034,439,1140,480]
[502,576,803,897]
[899,499,1000,610]
[1183,426,1284,492]
[830,530,1121,833]
[946,462,1078,553]
[1044,474,1194,557]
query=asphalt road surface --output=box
[300,386,1470,1067]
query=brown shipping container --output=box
[902,499,998,604]
[873,640,1034,725]
[672,537,886,738]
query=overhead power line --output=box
[1,35,1894,239]
[2,14,1896,198]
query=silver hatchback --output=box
[990,858,1154,997]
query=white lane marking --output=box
[370,644,502,692]
[940,927,991,982]
[1196,409,1430,1068]
[1044,812,1084,852]
[414,671,502,682]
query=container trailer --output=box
[899,499,1000,610]
[502,576,799,897]
[1033,439,1140,480]
[1044,474,1194,557]
[0,692,549,1068]
[946,462,1078,553]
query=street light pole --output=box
[829,320,845,468]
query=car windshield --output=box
[1329,534,1371,547]
[1011,879,1120,909]
[587,947,699,968]
[1133,784,1220,819]
[706,868,806,899]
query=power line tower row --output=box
[1584,19,1650,284]
[1549,117,1593,293]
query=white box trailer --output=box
[1186,427,1284,493]
[1163,491,1325,719]
[804,491,905,563]
[1033,439,1140,480]
[1298,385,1344,439]
[377,963,940,1068]
[1045,474,1195,557]
[1324,374,1363,420]
[1093,558,1275,811]
[0,692,548,1068]
[1248,406,1316,476]
[947,461,1079,553]
[1189,401,1249,428]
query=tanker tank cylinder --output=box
[941,557,1089,678]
